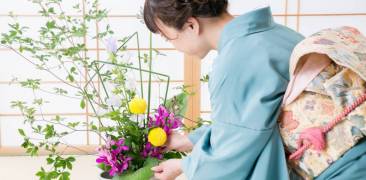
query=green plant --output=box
[1,1,209,179]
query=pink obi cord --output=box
[289,91,366,160]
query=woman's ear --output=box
[185,17,200,35]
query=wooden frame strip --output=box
[183,55,201,128]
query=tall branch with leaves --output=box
[1,1,209,179]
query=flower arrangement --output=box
[96,104,184,179]
[0,0,197,179]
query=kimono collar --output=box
[218,7,275,51]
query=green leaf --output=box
[48,171,59,179]
[54,88,68,95]
[48,7,55,14]
[66,162,72,170]
[46,157,54,164]
[71,25,87,37]
[70,67,76,74]
[200,74,210,82]
[112,158,159,180]
[29,146,39,156]
[46,20,56,29]
[66,156,76,162]
[60,172,70,180]
[91,124,98,131]
[163,151,183,159]
[80,99,86,109]
[67,74,75,82]
[54,115,62,122]
[20,79,41,89]
[165,92,189,117]
[43,124,55,139]
[67,122,80,128]
[18,129,26,136]
[35,167,46,178]
[21,140,29,148]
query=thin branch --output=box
[38,88,82,100]
[0,44,79,89]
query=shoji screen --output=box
[200,0,366,122]
[0,0,185,155]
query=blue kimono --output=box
[181,7,304,179]
[314,139,366,180]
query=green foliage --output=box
[165,87,190,117]
[200,74,210,82]
[1,1,199,180]
[20,79,41,90]
[112,158,159,180]
[36,156,74,180]
[1,0,116,179]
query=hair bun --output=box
[192,0,209,4]
[144,0,228,33]
[184,0,228,17]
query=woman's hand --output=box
[152,159,182,180]
[165,131,193,152]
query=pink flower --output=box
[148,105,182,135]
[143,105,182,159]
[141,142,164,160]
[96,137,132,176]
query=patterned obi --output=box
[278,26,366,179]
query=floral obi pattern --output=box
[278,26,366,179]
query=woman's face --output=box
[156,18,211,58]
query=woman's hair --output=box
[144,0,228,33]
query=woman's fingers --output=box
[153,165,165,180]
[151,165,163,172]
[154,172,163,180]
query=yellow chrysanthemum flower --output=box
[148,127,167,147]
[128,97,147,114]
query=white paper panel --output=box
[99,0,145,15]
[0,83,84,114]
[0,117,29,146]
[0,116,87,146]
[301,0,366,14]
[200,83,210,112]
[286,0,299,14]
[228,0,285,15]
[286,16,299,32]
[299,16,366,36]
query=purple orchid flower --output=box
[143,105,183,159]
[96,137,132,176]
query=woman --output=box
[143,0,304,179]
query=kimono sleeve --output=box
[187,125,210,145]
